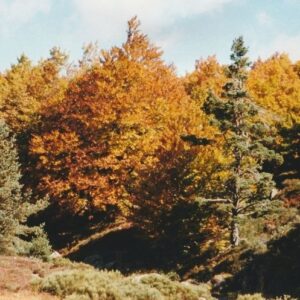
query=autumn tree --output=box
[0,48,68,133]
[247,54,300,127]
[247,55,300,198]
[184,56,226,107]
[203,37,281,247]
[29,17,218,230]
[0,119,50,256]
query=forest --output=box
[0,17,299,300]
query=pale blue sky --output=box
[0,0,300,75]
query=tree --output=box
[29,17,217,224]
[203,37,281,247]
[247,54,300,127]
[0,49,68,133]
[0,119,50,256]
[184,56,226,107]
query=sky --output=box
[0,0,300,75]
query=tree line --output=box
[0,17,299,261]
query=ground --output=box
[0,256,58,300]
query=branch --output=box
[237,202,258,214]
[60,221,133,257]
[198,198,232,204]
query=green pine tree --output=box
[0,119,22,253]
[0,119,51,256]
[203,37,281,247]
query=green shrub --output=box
[137,273,213,300]
[27,226,52,260]
[65,295,91,300]
[271,296,298,300]
[35,268,215,300]
[14,224,52,260]
[237,294,265,300]
[50,257,92,269]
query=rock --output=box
[49,251,61,259]
[211,273,232,287]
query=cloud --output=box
[71,0,235,44]
[0,0,51,36]
[271,34,300,61]
[254,34,300,62]
[257,11,272,26]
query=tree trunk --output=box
[230,212,240,247]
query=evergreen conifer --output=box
[203,37,281,246]
[0,119,50,256]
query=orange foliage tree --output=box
[29,18,219,224]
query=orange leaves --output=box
[28,18,211,218]
[31,131,80,155]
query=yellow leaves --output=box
[0,51,67,132]
[184,56,226,107]
[248,53,300,126]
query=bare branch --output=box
[237,202,258,214]
[198,198,232,204]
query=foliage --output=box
[237,294,265,300]
[278,122,300,179]
[29,17,217,223]
[264,121,300,207]
[0,119,50,257]
[247,54,300,127]
[138,201,207,270]
[0,17,299,300]
[203,37,281,246]
[184,55,227,107]
[0,49,68,133]
[35,269,215,300]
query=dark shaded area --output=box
[180,134,213,146]
[29,203,118,250]
[277,123,300,184]
[65,201,213,274]
[68,227,155,272]
[264,122,300,188]
[217,223,300,298]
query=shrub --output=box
[35,268,215,299]
[136,273,213,300]
[237,294,265,300]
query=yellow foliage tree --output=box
[0,48,68,133]
[247,54,300,126]
[184,56,227,107]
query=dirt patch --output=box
[0,290,58,300]
[0,256,63,299]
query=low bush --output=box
[35,268,215,299]
[237,294,265,300]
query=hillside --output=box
[0,256,215,300]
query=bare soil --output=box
[0,256,59,299]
